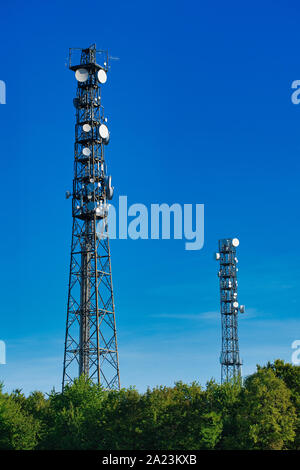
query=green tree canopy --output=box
[0,360,298,450]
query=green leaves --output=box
[231,369,297,450]
[0,360,298,450]
[0,393,40,450]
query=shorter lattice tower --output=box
[215,238,245,383]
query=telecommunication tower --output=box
[62,45,120,390]
[215,238,245,383]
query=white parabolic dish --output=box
[99,124,109,139]
[75,68,89,82]
[232,238,240,247]
[98,69,107,84]
[83,124,91,132]
[82,147,91,156]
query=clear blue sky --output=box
[0,0,299,394]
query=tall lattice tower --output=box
[62,45,120,390]
[215,238,245,383]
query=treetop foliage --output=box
[0,360,298,450]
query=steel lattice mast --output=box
[216,238,245,383]
[62,45,120,390]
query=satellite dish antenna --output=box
[99,124,110,145]
[83,124,91,132]
[82,147,91,156]
[99,124,109,139]
[232,238,240,247]
[75,68,89,82]
[98,69,107,84]
[233,301,239,308]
